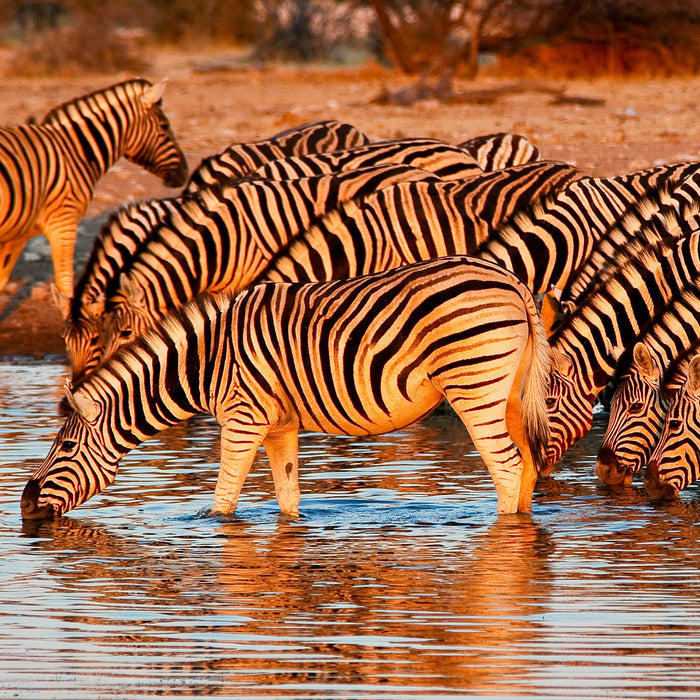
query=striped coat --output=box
[22,256,551,520]
[0,79,188,296]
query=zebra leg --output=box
[213,422,267,514]
[263,429,302,516]
[44,218,80,298]
[0,238,29,294]
[441,388,524,514]
[505,393,537,512]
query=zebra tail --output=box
[520,288,552,474]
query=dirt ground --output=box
[2,46,700,360]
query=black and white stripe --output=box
[0,78,187,296]
[22,256,551,519]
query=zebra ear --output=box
[51,284,71,320]
[120,275,146,309]
[551,348,573,376]
[63,379,100,423]
[633,342,658,380]
[687,355,700,397]
[84,293,106,318]
[141,79,167,109]
[540,288,564,337]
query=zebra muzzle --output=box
[644,461,679,501]
[595,446,634,486]
[20,479,58,520]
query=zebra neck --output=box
[46,104,129,185]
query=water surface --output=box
[1,360,699,698]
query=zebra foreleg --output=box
[263,429,301,517]
[213,422,267,515]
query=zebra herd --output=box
[7,78,700,520]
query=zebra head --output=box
[125,79,188,188]
[103,278,153,362]
[62,295,107,385]
[544,348,598,470]
[645,354,700,500]
[21,382,118,519]
[596,343,666,486]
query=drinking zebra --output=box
[21,256,551,520]
[545,225,700,471]
[645,351,700,499]
[0,79,188,297]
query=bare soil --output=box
[2,47,700,360]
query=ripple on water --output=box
[1,362,700,698]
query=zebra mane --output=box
[41,79,151,126]
[551,242,668,348]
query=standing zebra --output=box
[0,78,188,297]
[65,163,438,382]
[185,119,370,191]
[21,256,551,520]
[645,351,700,500]
[100,160,579,361]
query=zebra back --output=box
[261,161,581,285]
[185,119,370,192]
[458,132,541,170]
[562,172,700,309]
[475,163,700,295]
[252,137,485,182]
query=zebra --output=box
[251,137,486,182]
[65,163,438,382]
[20,256,551,520]
[475,161,700,296]
[645,350,700,500]
[101,160,579,361]
[545,225,700,471]
[596,287,700,485]
[0,78,188,297]
[185,119,370,191]
[458,132,541,170]
[559,173,700,312]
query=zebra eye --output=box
[120,328,133,340]
[545,397,557,410]
[61,440,77,451]
[669,419,683,432]
[628,402,645,416]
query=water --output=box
[1,360,700,699]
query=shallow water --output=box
[1,360,700,699]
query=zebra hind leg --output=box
[442,386,524,514]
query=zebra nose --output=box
[644,461,679,501]
[596,446,628,485]
[20,479,57,520]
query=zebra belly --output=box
[292,379,444,437]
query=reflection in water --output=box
[2,362,700,698]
